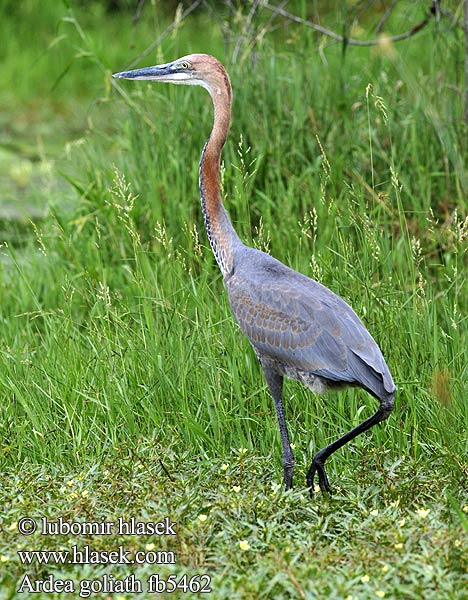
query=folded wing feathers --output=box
[227,261,395,400]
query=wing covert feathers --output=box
[226,250,395,401]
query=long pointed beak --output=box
[112,63,172,81]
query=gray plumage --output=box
[226,242,395,493]
[113,53,396,495]
[227,244,395,402]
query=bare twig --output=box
[232,0,261,63]
[234,0,289,67]
[263,1,435,47]
[132,0,146,24]
[375,0,400,34]
[126,0,203,69]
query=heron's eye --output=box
[180,61,190,70]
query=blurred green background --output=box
[0,1,467,597]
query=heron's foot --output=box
[306,458,331,497]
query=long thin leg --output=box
[307,397,394,495]
[261,363,295,490]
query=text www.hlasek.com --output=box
[17,547,212,596]
[16,516,212,596]
[18,545,174,565]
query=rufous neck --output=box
[199,73,241,277]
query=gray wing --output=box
[226,252,395,401]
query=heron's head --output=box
[113,54,230,99]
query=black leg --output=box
[307,398,394,496]
[262,363,294,490]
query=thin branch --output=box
[126,0,203,69]
[262,1,435,47]
[233,0,289,67]
[375,0,400,34]
[232,0,261,63]
[133,0,146,24]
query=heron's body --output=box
[227,244,394,400]
[113,54,396,494]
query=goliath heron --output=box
[113,54,396,495]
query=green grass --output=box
[1,1,467,598]
[1,447,467,599]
